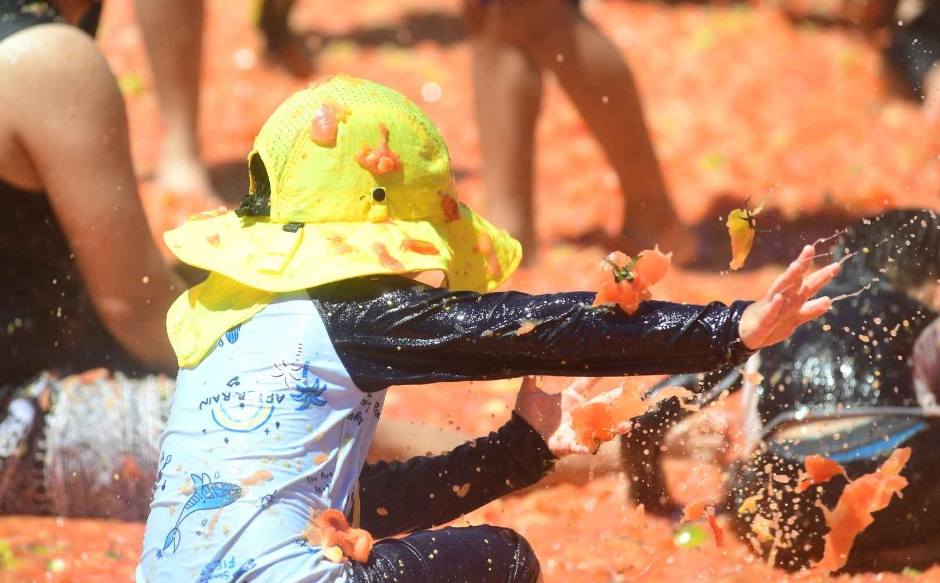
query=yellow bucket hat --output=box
[165,74,521,294]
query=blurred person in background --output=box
[463,0,698,266]
[132,0,312,200]
[0,0,184,518]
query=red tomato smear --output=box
[206,233,221,247]
[593,247,672,315]
[327,235,353,255]
[706,508,725,547]
[570,382,697,450]
[796,455,845,493]
[355,123,401,174]
[307,509,374,563]
[309,102,348,147]
[442,196,461,222]
[473,232,502,280]
[816,447,911,572]
[681,501,706,524]
[373,242,404,271]
[400,238,440,255]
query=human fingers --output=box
[761,296,832,347]
[793,296,833,324]
[797,262,841,301]
[768,245,815,298]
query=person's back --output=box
[140,290,374,581]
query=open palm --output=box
[738,244,841,350]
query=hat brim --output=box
[164,203,522,294]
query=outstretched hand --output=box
[738,245,841,350]
[514,376,625,458]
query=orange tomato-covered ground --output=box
[3,0,940,580]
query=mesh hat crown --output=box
[164,75,521,294]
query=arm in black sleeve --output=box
[355,412,555,538]
[308,275,755,390]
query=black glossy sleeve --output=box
[308,276,755,391]
[355,412,555,538]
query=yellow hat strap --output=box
[258,223,304,275]
[368,186,389,223]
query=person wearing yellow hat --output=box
[137,75,840,582]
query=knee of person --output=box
[489,526,541,583]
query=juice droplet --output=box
[442,196,461,222]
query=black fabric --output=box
[0,0,61,42]
[755,208,940,424]
[884,2,940,100]
[349,525,541,583]
[0,1,99,40]
[349,414,549,582]
[621,368,739,515]
[755,284,932,424]
[727,418,940,573]
[76,1,101,37]
[356,413,555,539]
[308,275,754,392]
[621,209,940,570]
[0,180,146,386]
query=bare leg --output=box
[536,5,694,261]
[494,0,696,263]
[468,16,543,265]
[134,0,216,198]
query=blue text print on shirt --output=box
[162,473,242,555]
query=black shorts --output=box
[350,525,541,583]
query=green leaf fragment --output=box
[605,254,643,283]
[674,523,707,548]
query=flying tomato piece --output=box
[593,247,672,314]
[681,501,706,524]
[706,507,725,547]
[727,197,766,271]
[817,448,911,572]
[796,455,845,493]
